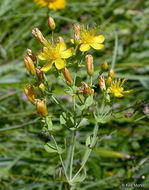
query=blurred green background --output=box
[1,0,149,189]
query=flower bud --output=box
[73,23,80,43]
[108,69,114,78]
[62,67,73,86]
[99,75,106,91]
[24,84,37,104]
[106,76,112,87]
[56,36,64,43]
[26,48,37,62]
[85,54,94,76]
[90,89,94,96]
[35,99,48,116]
[81,82,90,97]
[48,16,56,30]
[36,66,44,81]
[24,56,35,75]
[32,28,47,44]
[38,82,45,92]
[101,61,108,71]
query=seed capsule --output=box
[35,99,48,116]
[62,67,73,86]
[32,28,47,44]
[48,16,56,30]
[24,84,37,104]
[24,56,35,75]
[85,54,94,76]
[108,68,114,78]
[99,75,106,91]
[26,48,37,62]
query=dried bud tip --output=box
[32,28,47,44]
[56,36,64,43]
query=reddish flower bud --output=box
[36,66,44,81]
[26,48,37,62]
[85,54,94,76]
[81,82,90,97]
[48,16,56,30]
[99,75,106,91]
[62,67,73,86]
[24,84,37,104]
[24,56,35,75]
[73,23,80,43]
[35,99,48,116]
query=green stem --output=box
[51,135,69,183]
[69,131,76,180]
[71,123,99,183]
[111,30,118,69]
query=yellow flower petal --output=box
[90,42,104,50]
[61,47,74,59]
[57,41,66,52]
[48,0,66,10]
[79,43,90,52]
[93,35,105,43]
[38,52,49,60]
[54,59,66,70]
[123,90,132,94]
[41,61,53,72]
[70,39,74,44]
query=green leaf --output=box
[86,136,91,147]
[60,113,66,125]
[85,95,93,107]
[94,149,130,159]
[46,117,53,131]
[44,143,58,153]
[76,104,85,111]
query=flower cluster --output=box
[23,17,131,117]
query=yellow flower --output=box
[35,0,66,10]
[38,41,74,72]
[109,79,131,98]
[71,27,104,52]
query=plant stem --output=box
[51,135,69,183]
[71,123,99,183]
[111,30,118,69]
[69,130,76,181]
